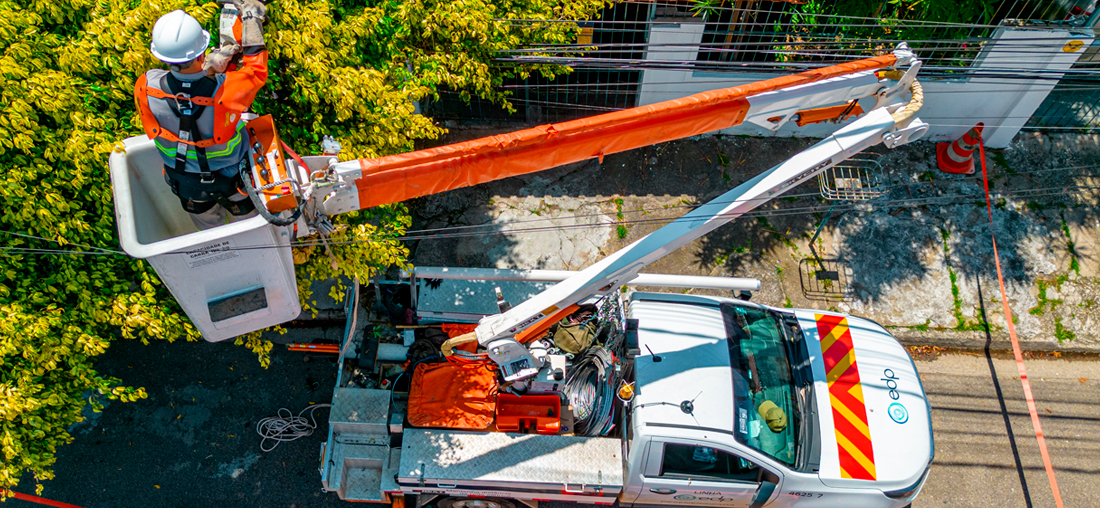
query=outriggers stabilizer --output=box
[110,44,926,346]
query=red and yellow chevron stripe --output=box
[816,314,877,481]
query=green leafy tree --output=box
[0,0,606,495]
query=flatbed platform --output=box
[398,429,623,497]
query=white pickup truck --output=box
[319,282,932,508]
[315,45,933,508]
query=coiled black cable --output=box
[564,346,619,436]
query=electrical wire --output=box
[491,56,1100,79]
[347,169,1100,238]
[495,80,1100,93]
[255,404,331,452]
[514,0,1074,27]
[0,230,123,254]
[116,175,1098,256]
[4,161,1096,258]
[4,179,1094,258]
[498,45,1100,61]
[0,247,125,256]
[483,0,1095,84]
[447,350,493,366]
[10,163,1088,259]
[494,17,1077,32]
[507,39,1094,50]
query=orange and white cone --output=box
[936,123,984,174]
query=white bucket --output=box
[110,135,301,342]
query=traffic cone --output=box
[936,123,984,174]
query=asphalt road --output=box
[17,338,348,508]
[912,351,1100,508]
[11,341,1100,508]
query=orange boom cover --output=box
[353,55,897,209]
[407,362,498,430]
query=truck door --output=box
[632,441,780,507]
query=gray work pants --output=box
[189,192,259,231]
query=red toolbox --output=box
[495,394,561,435]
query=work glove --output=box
[232,0,267,21]
[203,43,241,74]
[218,1,241,47]
[233,0,267,49]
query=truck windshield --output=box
[721,302,798,467]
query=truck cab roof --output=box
[628,291,932,493]
[630,292,740,445]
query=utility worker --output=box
[134,1,268,230]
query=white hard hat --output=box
[149,10,210,64]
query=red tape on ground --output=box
[977,138,1065,508]
[3,490,85,508]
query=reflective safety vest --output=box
[134,51,268,200]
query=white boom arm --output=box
[478,75,926,380]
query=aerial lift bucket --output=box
[109,135,302,342]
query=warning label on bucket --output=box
[187,240,240,269]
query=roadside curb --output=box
[895,331,1100,353]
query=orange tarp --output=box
[440,322,477,337]
[407,362,498,430]
[353,55,897,209]
[440,323,478,352]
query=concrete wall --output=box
[638,21,1095,148]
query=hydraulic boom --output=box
[111,44,925,344]
[474,104,923,381]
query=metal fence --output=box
[424,0,1093,125]
[675,0,1075,76]
[1026,39,1100,129]
[421,2,648,124]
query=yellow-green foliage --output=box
[0,0,606,495]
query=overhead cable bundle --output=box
[564,346,620,436]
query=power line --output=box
[494,17,1076,31]
[502,41,1096,55]
[144,177,1098,255]
[500,0,1074,30]
[0,230,123,255]
[493,82,1100,94]
[512,37,1093,48]
[392,185,1097,243]
[628,0,1067,27]
[0,247,126,257]
[492,55,1100,77]
[2,178,1092,260]
[433,94,1100,127]
[394,163,1100,235]
[488,61,1100,84]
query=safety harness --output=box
[150,73,255,215]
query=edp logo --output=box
[881,369,901,400]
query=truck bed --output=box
[416,278,553,323]
[397,429,623,502]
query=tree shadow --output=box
[406,130,817,271]
[405,126,1100,323]
[833,137,1100,306]
[406,181,522,269]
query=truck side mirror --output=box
[749,471,779,508]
